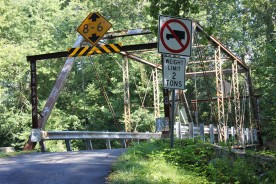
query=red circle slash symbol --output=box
[160,19,190,53]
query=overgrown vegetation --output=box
[109,139,276,184]
[0,0,274,152]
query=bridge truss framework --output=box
[24,22,261,150]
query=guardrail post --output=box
[199,123,205,142]
[121,139,127,148]
[189,122,194,139]
[217,126,221,143]
[176,122,181,139]
[40,141,46,152]
[225,126,229,143]
[245,128,249,145]
[241,128,245,146]
[65,140,72,151]
[231,126,235,144]
[106,139,111,149]
[85,139,93,150]
[253,129,258,144]
[250,128,253,145]
[209,124,214,144]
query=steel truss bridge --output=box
[24,22,261,150]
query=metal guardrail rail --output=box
[31,129,162,151]
[174,123,259,146]
[31,129,162,142]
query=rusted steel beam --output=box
[103,28,152,39]
[195,22,249,70]
[24,61,39,151]
[26,43,158,61]
[186,68,245,78]
[120,52,162,70]
[191,95,261,103]
[120,53,245,78]
[26,51,68,61]
[122,43,157,52]
[30,61,38,129]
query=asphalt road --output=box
[0,149,126,184]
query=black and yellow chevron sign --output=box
[68,43,122,57]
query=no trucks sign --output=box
[158,15,192,56]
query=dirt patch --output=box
[0,147,15,153]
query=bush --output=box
[207,158,258,183]
[110,139,276,184]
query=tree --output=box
[146,0,276,143]
[0,0,158,151]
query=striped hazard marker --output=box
[68,43,122,57]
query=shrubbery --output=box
[110,139,276,184]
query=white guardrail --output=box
[174,122,259,145]
[31,129,162,151]
[31,124,258,151]
[31,129,162,143]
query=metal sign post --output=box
[170,89,176,148]
[163,55,187,148]
[158,15,192,148]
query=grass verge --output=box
[108,139,276,184]
[108,139,212,184]
[0,151,36,158]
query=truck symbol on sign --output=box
[166,30,185,41]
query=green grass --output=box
[108,139,276,184]
[0,150,36,158]
[108,139,212,184]
[109,151,211,184]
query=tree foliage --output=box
[0,0,155,150]
[146,0,275,142]
[0,0,274,151]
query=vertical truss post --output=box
[215,46,226,142]
[243,72,251,144]
[30,61,38,129]
[246,71,262,145]
[232,60,242,143]
[123,56,131,132]
[153,68,160,119]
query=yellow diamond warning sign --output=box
[77,12,112,46]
